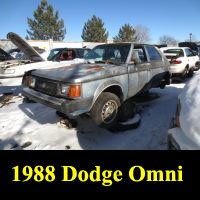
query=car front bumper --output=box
[22,87,93,117]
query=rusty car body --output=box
[22,43,170,129]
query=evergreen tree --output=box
[81,15,109,42]
[26,0,66,41]
[113,24,137,42]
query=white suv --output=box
[160,47,200,77]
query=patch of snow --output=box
[0,76,188,150]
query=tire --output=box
[188,68,194,78]
[195,62,200,71]
[90,92,121,129]
[181,67,188,79]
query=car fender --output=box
[90,80,125,110]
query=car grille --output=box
[34,77,58,96]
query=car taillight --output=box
[68,84,81,98]
[171,60,182,64]
[175,100,181,127]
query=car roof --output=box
[95,43,155,47]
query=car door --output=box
[128,46,151,97]
[145,46,164,87]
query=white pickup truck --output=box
[160,47,200,77]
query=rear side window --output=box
[146,46,162,61]
[133,47,147,62]
[185,48,194,57]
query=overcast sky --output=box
[0,0,199,43]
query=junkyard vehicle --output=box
[0,32,89,79]
[179,42,200,56]
[46,48,90,61]
[179,42,200,69]
[168,73,200,150]
[22,43,170,129]
[161,47,200,77]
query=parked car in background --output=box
[179,42,200,56]
[160,47,200,77]
[0,32,89,79]
[168,72,200,150]
[22,43,170,129]
[46,47,90,61]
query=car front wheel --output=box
[90,92,120,129]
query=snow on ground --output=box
[0,76,188,150]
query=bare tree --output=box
[135,25,151,43]
[159,35,178,46]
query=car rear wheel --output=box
[195,62,200,70]
[90,92,120,129]
[181,67,188,78]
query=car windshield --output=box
[84,44,131,64]
[47,48,64,61]
[164,49,184,57]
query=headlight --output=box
[60,84,81,98]
[61,84,70,94]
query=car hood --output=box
[179,71,200,146]
[32,63,126,83]
[7,32,44,62]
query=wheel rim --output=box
[101,100,118,124]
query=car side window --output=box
[185,48,194,57]
[146,46,162,61]
[132,47,147,63]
